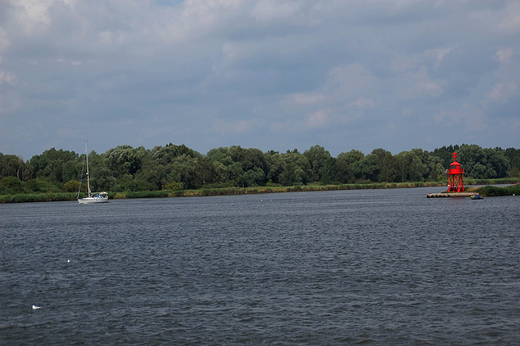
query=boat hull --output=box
[78,196,108,204]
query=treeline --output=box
[1,144,519,195]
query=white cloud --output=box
[404,67,445,99]
[0,28,10,52]
[488,82,519,103]
[97,31,113,46]
[284,92,326,105]
[0,70,14,84]
[498,1,520,33]
[250,0,300,21]
[351,97,375,108]
[496,47,514,64]
[213,118,259,134]
[302,110,329,129]
[10,0,55,35]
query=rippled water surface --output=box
[1,187,520,344]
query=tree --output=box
[0,154,26,180]
[278,151,311,185]
[457,144,510,179]
[371,148,397,182]
[505,148,520,173]
[360,154,381,182]
[336,149,364,183]
[303,145,333,182]
[194,157,217,187]
[103,145,147,179]
[264,151,285,185]
[395,150,428,182]
[26,148,79,182]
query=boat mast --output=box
[86,140,91,197]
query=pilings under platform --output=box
[427,192,478,198]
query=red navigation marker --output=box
[446,152,465,192]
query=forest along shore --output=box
[1,144,519,203]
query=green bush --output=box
[24,178,62,193]
[477,183,520,196]
[0,184,13,195]
[0,176,24,193]
[125,191,169,199]
[64,180,82,193]
[163,181,183,191]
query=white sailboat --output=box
[78,140,108,204]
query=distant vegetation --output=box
[1,144,519,202]
[476,183,520,197]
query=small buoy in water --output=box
[67,259,70,263]
[32,305,41,310]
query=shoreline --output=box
[1,180,518,204]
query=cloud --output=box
[213,118,259,134]
[497,47,514,64]
[488,48,519,103]
[284,92,326,105]
[0,70,14,84]
[0,0,519,159]
[250,0,300,21]
[351,97,375,109]
[12,0,53,34]
[488,82,519,103]
[270,121,292,132]
[57,127,80,138]
[302,110,329,129]
[434,104,487,133]
[0,28,9,52]
[498,1,520,33]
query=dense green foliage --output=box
[476,183,520,197]
[1,144,519,196]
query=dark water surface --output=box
[1,187,519,345]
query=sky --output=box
[0,0,519,160]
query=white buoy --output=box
[67,259,70,263]
[32,305,41,310]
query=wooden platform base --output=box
[427,192,478,198]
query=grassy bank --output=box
[1,180,518,203]
[475,183,520,197]
[162,181,447,198]
[464,178,520,185]
[0,193,78,203]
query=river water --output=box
[1,187,519,345]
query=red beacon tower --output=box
[446,152,465,192]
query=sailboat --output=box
[78,140,108,204]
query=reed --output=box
[122,191,169,199]
[0,193,77,203]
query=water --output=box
[1,187,519,345]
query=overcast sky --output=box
[0,0,519,160]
